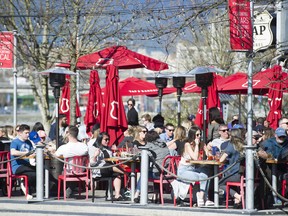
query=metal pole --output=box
[139,146,149,205]
[177,88,182,126]
[158,88,163,115]
[202,87,208,144]
[13,30,17,127]
[35,145,44,201]
[245,0,255,211]
[53,87,60,148]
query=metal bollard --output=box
[139,146,149,205]
[35,145,44,201]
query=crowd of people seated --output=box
[1,106,288,210]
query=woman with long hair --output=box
[89,132,125,201]
[219,128,244,208]
[174,126,213,207]
[131,125,147,147]
[167,125,187,156]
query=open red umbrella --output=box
[59,76,81,124]
[218,66,288,95]
[194,73,221,129]
[100,65,128,146]
[100,76,175,96]
[57,46,169,71]
[84,70,103,133]
[266,65,284,130]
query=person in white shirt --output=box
[207,124,230,152]
[54,125,88,198]
[55,125,88,158]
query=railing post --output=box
[139,146,149,205]
[35,145,44,201]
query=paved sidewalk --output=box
[0,190,288,216]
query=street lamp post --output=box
[172,77,186,126]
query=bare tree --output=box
[3,0,262,129]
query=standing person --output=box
[48,114,68,145]
[219,128,244,208]
[207,107,225,142]
[141,113,154,131]
[10,124,36,200]
[127,98,139,126]
[89,132,125,201]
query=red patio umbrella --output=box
[266,65,284,130]
[194,73,221,129]
[100,76,175,96]
[100,65,128,146]
[218,66,288,95]
[59,76,81,124]
[57,46,169,71]
[84,70,103,133]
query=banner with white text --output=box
[0,32,14,69]
[228,0,253,51]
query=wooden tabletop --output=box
[104,157,136,162]
[189,160,222,165]
[266,159,278,164]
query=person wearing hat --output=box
[258,127,288,160]
[187,114,196,127]
[10,124,36,200]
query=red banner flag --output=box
[228,0,253,51]
[0,32,14,69]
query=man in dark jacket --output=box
[127,98,139,126]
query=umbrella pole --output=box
[238,92,242,124]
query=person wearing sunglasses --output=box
[126,98,139,126]
[173,126,214,207]
[131,125,147,148]
[159,123,175,148]
[89,132,125,201]
[207,124,230,153]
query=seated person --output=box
[133,130,170,203]
[207,124,230,153]
[89,132,125,201]
[10,124,36,200]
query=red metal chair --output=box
[150,155,181,205]
[282,178,287,206]
[57,155,89,200]
[225,175,245,209]
[0,151,9,196]
[7,152,29,198]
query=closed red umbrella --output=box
[100,65,128,146]
[266,65,284,130]
[194,73,221,129]
[59,76,81,124]
[84,70,103,133]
